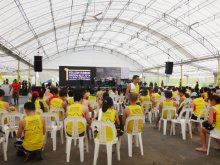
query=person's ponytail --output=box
[102,96,113,113]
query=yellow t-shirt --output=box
[215,104,220,131]
[99,108,116,142]
[66,104,84,135]
[127,105,144,134]
[162,100,175,119]
[50,98,64,119]
[23,115,43,151]
[67,97,74,105]
[88,95,96,102]
[0,101,7,111]
[141,95,150,102]
[194,98,206,117]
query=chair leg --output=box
[170,122,173,136]
[93,142,100,165]
[60,127,64,144]
[85,136,89,153]
[4,131,9,152]
[3,140,7,161]
[52,130,57,151]
[106,144,113,165]
[173,123,176,135]
[66,137,72,162]
[207,136,211,156]
[116,141,120,161]
[79,138,84,162]
[163,120,167,135]
[138,133,144,156]
[127,134,132,157]
[135,135,139,147]
[158,120,161,131]
[180,121,186,140]
[188,122,192,139]
[149,112,152,124]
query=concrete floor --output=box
[0,123,220,165]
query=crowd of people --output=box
[0,75,220,162]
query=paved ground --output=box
[0,122,220,165]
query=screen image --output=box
[65,69,91,81]
[59,66,96,86]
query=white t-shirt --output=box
[0,84,10,96]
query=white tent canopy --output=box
[0,0,220,77]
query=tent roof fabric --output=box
[0,0,220,76]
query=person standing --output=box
[126,75,140,104]
[10,79,20,105]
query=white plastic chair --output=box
[124,116,145,157]
[159,107,177,135]
[18,104,24,113]
[64,117,89,162]
[44,104,50,112]
[207,130,220,155]
[36,109,43,115]
[141,101,152,123]
[152,101,161,120]
[190,108,209,127]
[0,137,7,161]
[0,110,8,127]
[41,112,60,151]
[50,108,65,144]
[1,113,24,151]
[91,121,120,165]
[170,108,193,140]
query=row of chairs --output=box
[0,105,145,165]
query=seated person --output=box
[16,102,45,161]
[140,90,151,103]
[66,89,91,137]
[88,88,97,103]
[32,91,44,112]
[190,92,206,120]
[155,91,178,127]
[195,95,220,152]
[99,96,120,141]
[39,92,47,105]
[0,89,10,112]
[122,93,144,133]
[83,89,94,118]
[67,90,74,106]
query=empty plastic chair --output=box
[124,116,145,157]
[170,108,193,140]
[207,130,220,155]
[91,121,120,165]
[41,112,61,151]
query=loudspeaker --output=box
[165,62,173,74]
[34,56,42,72]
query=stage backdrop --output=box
[59,66,129,86]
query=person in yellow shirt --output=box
[16,102,45,161]
[0,89,10,112]
[122,93,144,133]
[31,91,45,112]
[140,90,151,103]
[66,89,91,136]
[50,88,67,109]
[155,91,178,128]
[67,90,74,106]
[195,95,220,153]
[88,88,97,103]
[38,92,47,105]
[190,92,206,120]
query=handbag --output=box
[202,121,215,130]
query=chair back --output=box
[161,107,177,120]
[36,109,43,115]
[173,96,180,101]
[41,112,60,131]
[18,104,24,113]
[1,113,24,128]
[195,108,209,121]
[44,104,50,112]
[177,108,193,121]
[50,108,65,121]
[0,110,9,126]
[124,116,145,134]
[141,101,152,113]
[91,121,117,144]
[64,117,86,138]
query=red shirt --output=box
[11,82,20,94]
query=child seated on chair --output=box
[155,90,178,128]
[122,93,144,133]
[15,102,45,161]
[0,89,10,112]
[195,95,220,153]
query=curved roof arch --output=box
[0,0,220,76]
